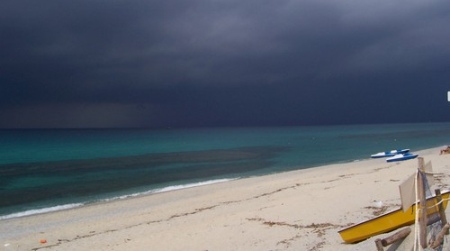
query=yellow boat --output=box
[338,190,450,243]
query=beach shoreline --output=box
[2,146,450,250]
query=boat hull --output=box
[338,190,450,243]
[371,149,410,158]
[386,153,418,162]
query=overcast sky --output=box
[1,0,450,128]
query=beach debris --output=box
[374,158,450,250]
[430,223,450,249]
[374,227,411,251]
[340,157,450,250]
[440,145,450,155]
[4,243,10,247]
[39,239,47,244]
[372,200,383,208]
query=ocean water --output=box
[1,122,450,219]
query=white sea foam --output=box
[153,178,237,193]
[0,203,84,220]
[1,179,237,220]
[103,178,238,202]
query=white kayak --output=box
[386,152,418,162]
[371,149,410,158]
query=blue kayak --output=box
[371,149,410,158]
[386,152,418,162]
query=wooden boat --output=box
[371,149,410,158]
[338,190,450,243]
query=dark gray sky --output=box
[1,0,450,128]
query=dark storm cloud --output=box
[1,0,450,128]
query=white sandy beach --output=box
[1,147,450,251]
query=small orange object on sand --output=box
[39,239,47,244]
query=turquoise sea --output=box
[1,123,450,219]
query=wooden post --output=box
[417,170,428,248]
[380,227,411,246]
[435,189,449,234]
[374,227,411,251]
[375,239,384,251]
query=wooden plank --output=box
[418,170,428,248]
[435,189,449,234]
[430,223,450,249]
